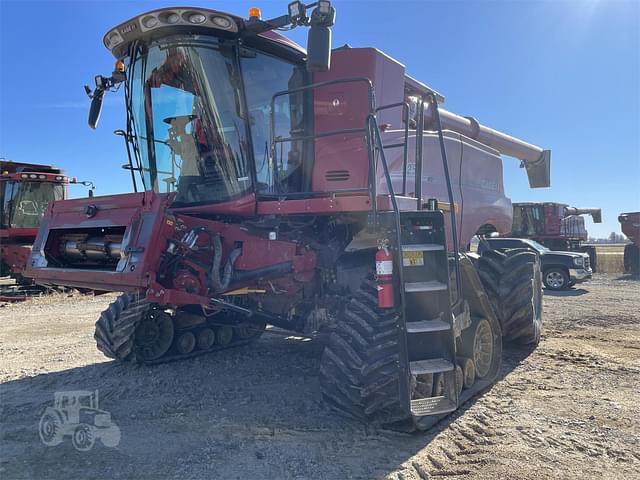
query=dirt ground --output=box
[1,273,638,479]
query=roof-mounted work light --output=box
[288,1,307,25]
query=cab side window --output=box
[241,51,307,194]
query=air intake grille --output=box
[325,170,350,182]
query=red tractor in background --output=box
[26,3,552,429]
[0,161,94,290]
[509,202,601,271]
[619,212,640,274]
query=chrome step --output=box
[411,396,457,416]
[401,244,444,252]
[409,358,455,375]
[404,281,447,293]
[406,318,450,333]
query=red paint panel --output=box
[170,193,256,217]
[0,244,32,274]
[311,48,404,193]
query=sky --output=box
[0,0,638,238]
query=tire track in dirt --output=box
[407,397,509,478]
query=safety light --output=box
[115,60,125,72]
[288,1,302,19]
[55,176,64,181]
[29,174,37,179]
[21,174,28,179]
[211,16,232,28]
[103,8,239,55]
[188,13,207,24]
[141,15,159,28]
[161,11,180,24]
[318,0,331,14]
[249,7,261,19]
[38,175,47,179]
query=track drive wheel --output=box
[476,248,543,345]
[319,275,406,424]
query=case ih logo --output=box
[39,390,121,452]
[120,23,138,35]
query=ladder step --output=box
[409,358,455,375]
[404,281,447,293]
[406,319,450,333]
[401,243,444,252]
[411,396,457,416]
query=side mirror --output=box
[88,90,104,130]
[306,25,332,72]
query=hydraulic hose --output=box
[209,234,241,293]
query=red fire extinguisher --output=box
[376,241,395,309]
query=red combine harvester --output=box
[619,212,640,274]
[1,161,93,298]
[26,3,552,428]
[510,202,601,270]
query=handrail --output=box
[428,92,462,307]
[269,77,413,207]
[270,76,376,200]
[375,102,409,195]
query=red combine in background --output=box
[26,3,553,429]
[619,212,640,274]
[509,202,601,270]
[1,160,93,298]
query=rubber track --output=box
[476,249,542,344]
[94,293,264,366]
[319,275,408,424]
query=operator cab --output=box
[0,163,65,230]
[89,4,335,209]
[127,37,309,205]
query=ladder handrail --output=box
[428,93,462,307]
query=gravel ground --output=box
[1,274,639,479]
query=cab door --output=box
[240,49,310,196]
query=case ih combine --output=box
[619,212,640,274]
[1,161,93,297]
[509,202,601,270]
[26,3,552,428]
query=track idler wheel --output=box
[196,328,216,350]
[215,326,233,346]
[176,331,196,355]
[134,310,175,362]
[457,357,476,389]
[432,373,446,396]
[455,365,464,397]
[460,318,494,379]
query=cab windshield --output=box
[128,38,251,205]
[1,181,64,228]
